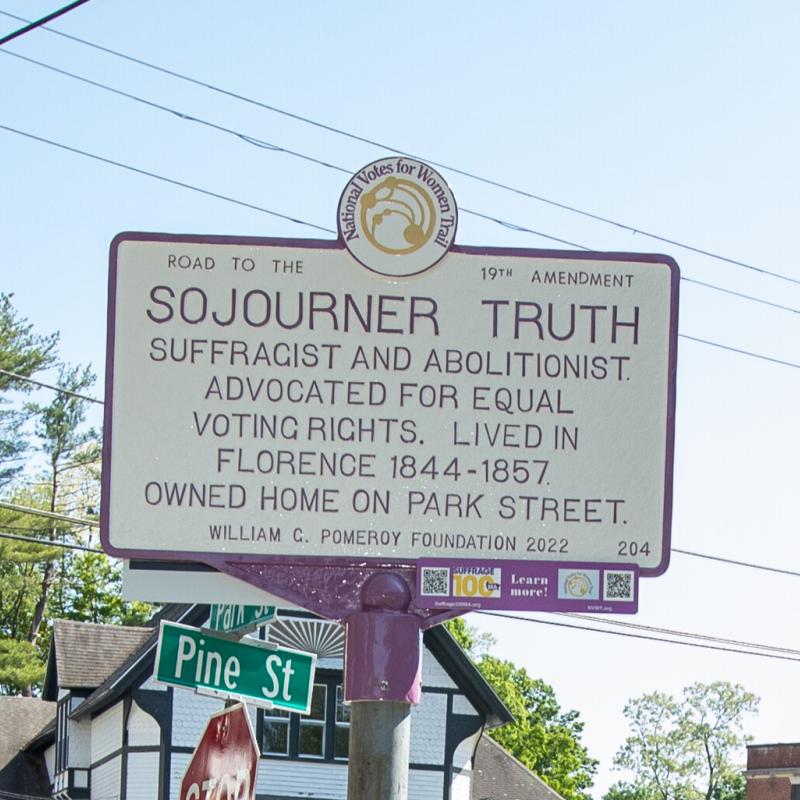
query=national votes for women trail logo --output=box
[337,157,458,277]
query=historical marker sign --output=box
[154,621,316,712]
[180,703,258,800]
[102,158,678,578]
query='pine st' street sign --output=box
[154,620,316,713]
[207,604,277,634]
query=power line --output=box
[0,49,615,254]
[0,0,90,47]
[4,49,799,318]
[680,276,800,317]
[1,8,797,288]
[0,367,102,403]
[679,334,800,369]
[558,612,800,656]
[476,610,800,664]
[0,124,336,235]
[1,126,797,372]
[673,547,800,577]
[0,530,103,553]
[0,499,99,528]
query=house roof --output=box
[0,697,56,769]
[424,624,513,729]
[44,618,152,694]
[472,735,565,800]
[46,604,511,732]
[69,603,205,720]
[0,697,56,794]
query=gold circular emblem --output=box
[359,176,437,255]
[564,573,592,597]
[338,157,457,277]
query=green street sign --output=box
[208,604,277,634]
[154,621,316,713]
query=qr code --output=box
[421,567,451,596]
[604,570,634,601]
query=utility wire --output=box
[476,610,800,663]
[0,530,103,553]
[679,334,800,369]
[0,124,336,235]
[0,0,90,47]
[3,49,798,317]
[0,127,797,370]
[559,612,800,656]
[0,367,102,403]
[673,547,800,577]
[1,8,797,288]
[0,499,99,528]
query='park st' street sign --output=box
[208,604,277,634]
[154,620,316,713]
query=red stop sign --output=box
[180,703,259,800]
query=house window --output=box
[260,674,349,762]
[55,698,70,774]
[262,706,290,756]
[334,684,350,760]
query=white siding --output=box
[140,674,167,691]
[171,689,224,747]
[91,754,121,800]
[453,730,481,771]
[169,752,192,800]
[451,769,472,800]
[43,743,56,783]
[70,718,92,768]
[91,703,123,763]
[256,760,348,799]
[410,692,448,765]
[128,701,160,746]
[408,768,444,800]
[126,752,160,800]
[421,649,456,689]
[451,692,478,716]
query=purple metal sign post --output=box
[207,559,436,800]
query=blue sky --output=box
[2,2,800,794]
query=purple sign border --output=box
[102,232,679,624]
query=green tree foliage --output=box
[0,326,153,694]
[606,682,758,800]
[0,637,46,695]
[446,619,597,800]
[0,293,58,485]
[24,363,101,646]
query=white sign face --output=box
[102,235,677,575]
[121,560,298,606]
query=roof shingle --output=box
[52,619,151,689]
